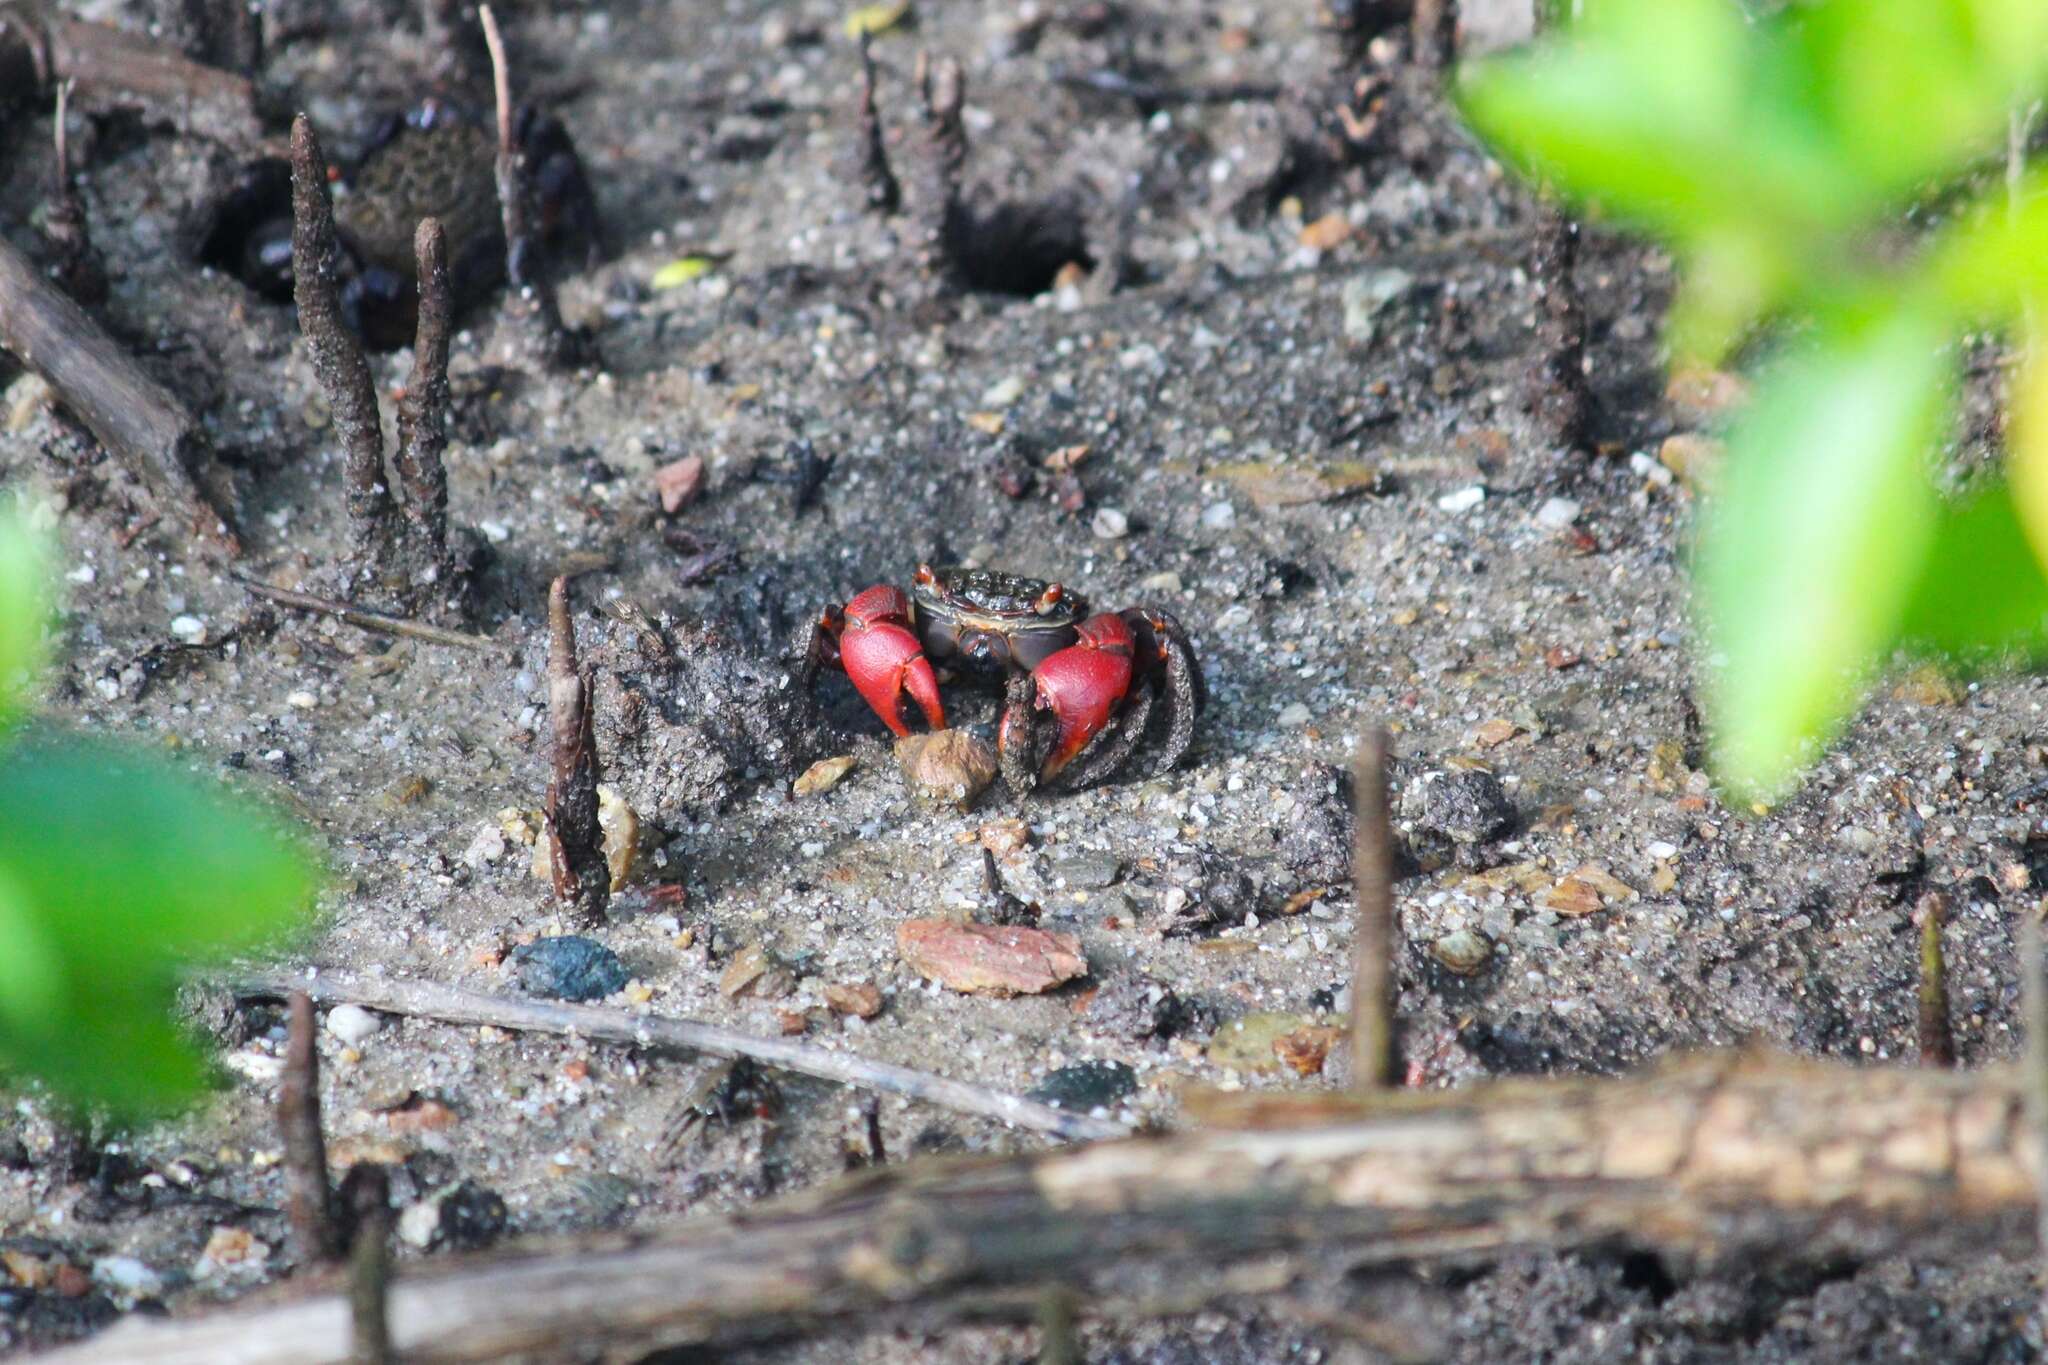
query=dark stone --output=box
[434,1180,509,1251]
[1026,1059,1137,1112]
[1409,769,1514,845]
[1280,762,1353,884]
[1084,970,1211,1042]
[510,936,628,1002]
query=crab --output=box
[801,564,1204,793]
[199,98,600,349]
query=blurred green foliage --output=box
[1458,0,2048,799]
[0,506,318,1118]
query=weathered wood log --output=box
[0,2,261,145]
[43,1050,2040,1364]
[0,236,239,554]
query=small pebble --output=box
[1534,496,1580,529]
[1201,501,1237,530]
[1437,485,1485,513]
[1431,929,1493,976]
[980,375,1026,408]
[285,690,317,709]
[1277,702,1312,727]
[1027,1059,1137,1111]
[1091,507,1130,539]
[169,615,205,642]
[324,1004,382,1047]
[511,936,629,1002]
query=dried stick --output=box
[1350,728,1397,1088]
[479,4,575,366]
[0,2,262,145]
[231,969,1129,1142]
[546,576,609,925]
[2023,913,2048,1292]
[856,32,900,214]
[391,217,452,563]
[0,234,238,554]
[232,577,496,650]
[44,1050,2035,1364]
[913,50,966,291]
[44,80,107,306]
[1525,2,1589,455]
[340,1164,394,1365]
[1916,891,1954,1069]
[279,991,342,1266]
[290,115,395,580]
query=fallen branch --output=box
[0,1,262,145]
[232,578,496,652]
[230,969,1130,1143]
[46,1050,2036,1364]
[0,235,239,555]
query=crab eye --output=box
[1033,584,1064,615]
[914,564,937,589]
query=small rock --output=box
[1055,850,1122,889]
[980,375,1026,408]
[169,615,205,643]
[91,1256,163,1301]
[824,981,884,1018]
[1534,496,1580,530]
[1665,366,1750,421]
[1430,929,1493,976]
[1658,433,1724,490]
[1273,1024,1345,1076]
[1277,702,1312,727]
[1339,268,1414,342]
[965,411,1005,435]
[1139,570,1184,594]
[653,455,705,514]
[399,1180,508,1252]
[598,787,639,891]
[1201,500,1237,530]
[1280,764,1353,884]
[324,1004,382,1047]
[777,1009,810,1035]
[1218,461,1380,507]
[1893,663,1966,707]
[896,729,998,811]
[1027,1059,1137,1111]
[384,1095,459,1134]
[511,936,629,1002]
[1537,865,1637,917]
[1407,769,1514,845]
[1091,506,1130,539]
[286,690,318,709]
[1469,717,1520,749]
[1298,212,1353,252]
[1084,971,1209,1041]
[1545,645,1582,670]
[718,943,794,1000]
[1836,825,1879,854]
[979,817,1032,859]
[794,754,857,797]
[192,1226,268,1280]
[462,823,508,869]
[1206,1011,1311,1073]
[896,919,1088,996]
[1437,485,1485,514]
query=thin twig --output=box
[231,969,1131,1142]
[290,114,394,577]
[546,576,608,924]
[340,1164,394,1365]
[232,576,496,650]
[913,50,966,291]
[279,991,342,1266]
[2024,913,2048,1288]
[44,80,107,305]
[1350,727,1397,1088]
[1916,891,1954,1069]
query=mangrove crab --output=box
[802,564,1205,793]
[200,98,599,348]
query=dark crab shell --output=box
[909,564,1090,673]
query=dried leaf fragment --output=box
[896,919,1088,996]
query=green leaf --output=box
[1924,170,2048,323]
[1791,0,2048,199]
[1698,314,1951,800]
[0,735,320,1117]
[0,506,50,733]
[1894,479,2048,658]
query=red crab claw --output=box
[1030,612,1135,779]
[835,584,945,737]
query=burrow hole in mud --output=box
[947,200,1094,297]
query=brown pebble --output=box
[777,1009,810,1036]
[1545,645,1582,670]
[53,1264,90,1298]
[824,981,884,1019]
[1298,212,1353,251]
[385,1096,459,1133]
[654,455,705,513]
[1273,1024,1345,1076]
[895,729,998,811]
